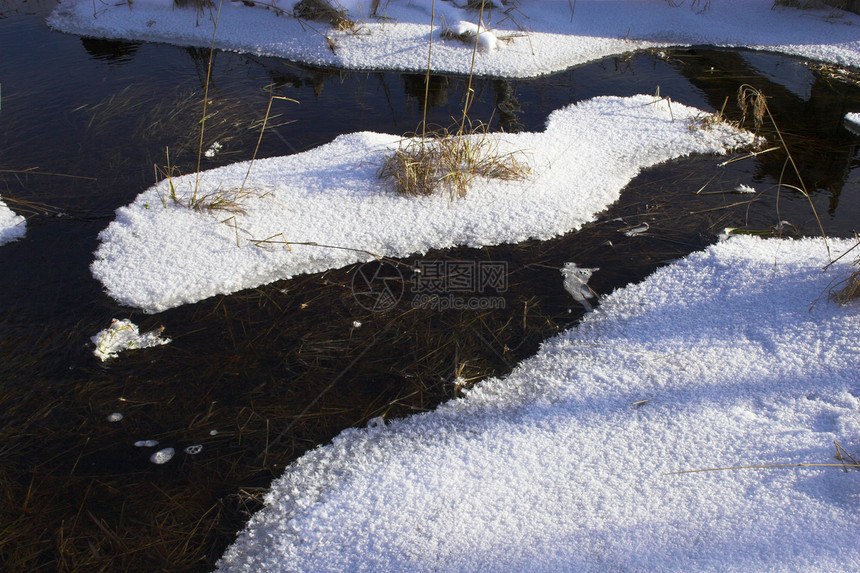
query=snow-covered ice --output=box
[216,235,860,572]
[0,197,26,246]
[91,318,171,361]
[92,95,753,313]
[847,112,860,134]
[47,0,860,78]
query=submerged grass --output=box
[79,85,279,166]
[154,87,297,214]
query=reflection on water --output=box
[80,37,142,64]
[671,48,860,217]
[1,2,859,571]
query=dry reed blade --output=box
[667,462,860,475]
[193,0,224,204]
[737,84,830,259]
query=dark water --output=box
[1,1,859,571]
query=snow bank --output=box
[216,235,860,572]
[0,197,26,246]
[92,95,753,313]
[48,0,860,78]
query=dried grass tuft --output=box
[665,0,712,11]
[293,0,354,30]
[377,125,530,199]
[687,96,734,131]
[829,240,860,304]
[807,63,860,86]
[772,0,857,16]
[737,85,767,133]
[831,267,860,303]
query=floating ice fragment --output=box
[107,412,123,422]
[150,447,175,464]
[92,318,171,361]
[185,444,203,455]
[561,263,598,312]
[135,440,159,447]
[735,183,756,193]
[845,112,860,135]
[204,141,222,158]
[622,222,649,237]
[209,429,219,436]
[0,197,26,246]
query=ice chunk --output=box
[561,263,598,312]
[92,319,170,361]
[622,222,649,237]
[135,440,159,447]
[150,447,175,464]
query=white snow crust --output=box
[92,95,752,312]
[216,235,860,573]
[47,0,860,78]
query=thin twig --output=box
[421,0,436,140]
[459,0,486,136]
[238,86,297,196]
[667,462,860,475]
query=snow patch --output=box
[47,0,860,78]
[216,236,860,572]
[92,96,753,313]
